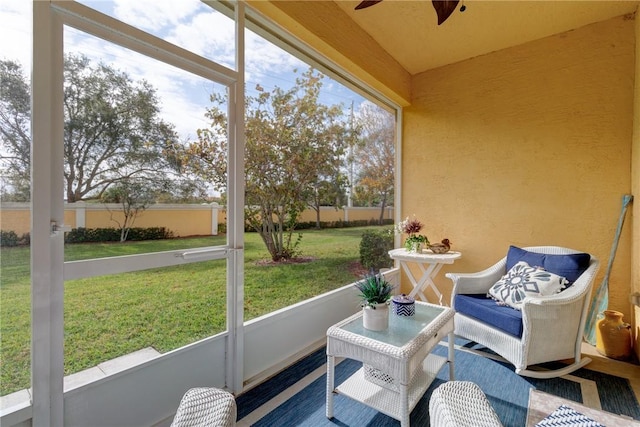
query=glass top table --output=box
[326,301,455,427]
[339,302,447,347]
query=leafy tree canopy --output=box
[0,54,202,202]
[0,59,31,201]
[186,68,352,261]
[351,102,395,223]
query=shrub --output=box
[127,227,174,241]
[288,218,394,231]
[359,228,394,271]
[19,233,30,246]
[0,230,19,247]
[217,222,227,234]
[65,227,173,243]
[65,227,116,243]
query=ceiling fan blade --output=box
[355,0,383,10]
[432,0,460,25]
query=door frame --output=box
[31,2,246,425]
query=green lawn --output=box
[0,226,383,396]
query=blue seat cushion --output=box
[506,246,590,284]
[454,294,523,338]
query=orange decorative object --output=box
[595,310,632,361]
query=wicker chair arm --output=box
[446,258,506,298]
[521,291,582,307]
[521,257,600,309]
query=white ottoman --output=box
[429,381,503,427]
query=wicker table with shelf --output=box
[326,301,455,427]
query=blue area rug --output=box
[236,343,640,426]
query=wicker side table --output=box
[326,301,455,427]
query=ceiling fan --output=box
[355,0,465,25]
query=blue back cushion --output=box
[505,246,590,284]
[455,294,523,338]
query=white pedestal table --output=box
[388,248,462,305]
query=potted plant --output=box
[395,216,429,252]
[354,271,395,331]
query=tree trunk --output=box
[379,191,387,225]
[313,189,321,229]
[315,207,321,229]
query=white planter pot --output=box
[363,303,389,331]
[406,241,423,253]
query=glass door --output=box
[29,1,244,424]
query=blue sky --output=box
[1,0,367,141]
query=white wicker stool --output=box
[429,381,503,427]
[171,387,236,427]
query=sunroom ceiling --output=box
[332,0,639,75]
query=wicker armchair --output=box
[429,381,503,427]
[447,246,600,379]
[171,387,236,427]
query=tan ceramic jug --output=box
[596,310,632,361]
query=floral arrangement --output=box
[394,216,429,251]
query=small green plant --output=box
[404,234,429,250]
[0,230,19,247]
[354,271,395,308]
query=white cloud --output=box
[112,0,201,33]
[0,0,32,69]
[169,10,236,68]
[65,25,215,140]
[245,33,305,82]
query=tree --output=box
[100,179,157,242]
[352,102,395,223]
[307,173,348,229]
[0,55,190,202]
[0,60,31,201]
[186,68,350,261]
[63,54,185,202]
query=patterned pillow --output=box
[488,261,569,310]
[535,405,605,427]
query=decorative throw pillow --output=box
[535,405,605,427]
[488,261,569,310]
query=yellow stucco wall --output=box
[633,6,640,360]
[84,208,219,237]
[0,207,30,236]
[404,16,635,322]
[1,204,391,237]
[0,204,225,237]
[296,207,393,223]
